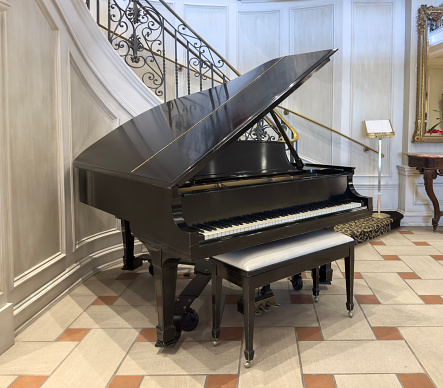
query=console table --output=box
[407,153,443,231]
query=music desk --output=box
[407,153,443,231]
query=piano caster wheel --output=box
[290,274,303,291]
[181,308,199,331]
[213,339,219,347]
[148,263,154,276]
[245,361,251,368]
[348,311,353,318]
[314,296,319,303]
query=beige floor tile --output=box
[399,327,443,388]
[113,274,156,306]
[296,278,372,295]
[406,226,436,234]
[221,303,317,328]
[403,233,443,242]
[406,279,443,295]
[399,255,443,279]
[362,273,424,304]
[118,340,240,375]
[238,327,303,388]
[139,376,206,388]
[331,261,345,278]
[70,277,132,297]
[362,304,443,326]
[43,328,138,388]
[299,340,422,374]
[315,295,375,340]
[372,245,441,256]
[69,305,157,328]
[0,342,76,375]
[94,265,128,280]
[336,260,411,273]
[334,374,402,388]
[16,295,96,341]
[354,242,385,261]
[428,241,443,253]
[0,375,17,387]
[379,232,416,246]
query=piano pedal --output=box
[238,290,278,315]
[267,300,280,308]
[260,304,270,312]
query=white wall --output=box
[172,0,405,212]
[0,0,159,354]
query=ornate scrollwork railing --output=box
[84,0,295,143]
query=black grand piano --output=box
[74,49,372,347]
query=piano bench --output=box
[209,229,355,368]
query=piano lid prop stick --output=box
[270,110,304,169]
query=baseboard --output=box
[14,241,142,333]
[0,303,14,354]
[396,210,434,227]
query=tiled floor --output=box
[1,226,443,388]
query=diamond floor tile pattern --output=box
[0,227,441,388]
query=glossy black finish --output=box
[73,50,373,348]
[74,50,335,189]
[121,219,142,270]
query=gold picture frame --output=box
[413,4,443,143]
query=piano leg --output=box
[150,247,181,347]
[243,280,255,367]
[344,248,355,318]
[121,220,142,270]
[319,263,333,284]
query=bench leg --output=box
[344,248,355,318]
[243,281,255,368]
[211,264,222,345]
[311,267,319,303]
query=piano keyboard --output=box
[194,201,364,241]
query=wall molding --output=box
[14,242,125,331]
[0,0,13,355]
[0,0,12,298]
[0,1,11,12]
[13,252,66,288]
[349,2,394,176]
[0,303,13,354]
[75,228,120,249]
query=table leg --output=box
[423,169,442,231]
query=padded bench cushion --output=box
[211,229,354,272]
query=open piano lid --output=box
[74,49,337,189]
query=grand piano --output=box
[73,49,372,347]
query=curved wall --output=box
[0,0,159,353]
[1,0,434,355]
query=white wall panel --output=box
[237,10,280,73]
[70,63,116,247]
[184,5,228,58]
[288,5,334,164]
[350,3,393,176]
[7,0,61,278]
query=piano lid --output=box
[74,49,337,188]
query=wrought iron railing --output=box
[84,0,380,156]
[84,0,298,143]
